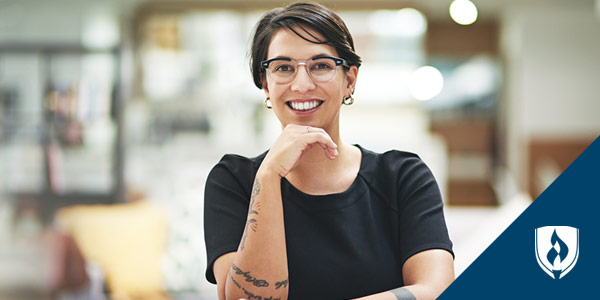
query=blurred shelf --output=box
[0,43,125,212]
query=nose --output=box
[290,63,316,93]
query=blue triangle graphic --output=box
[439,136,600,299]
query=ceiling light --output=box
[449,0,478,25]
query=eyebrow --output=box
[267,53,335,61]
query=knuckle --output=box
[283,124,294,131]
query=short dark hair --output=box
[250,2,362,89]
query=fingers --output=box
[313,137,338,160]
[265,124,339,177]
[301,126,338,159]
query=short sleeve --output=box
[203,155,256,284]
[395,156,454,265]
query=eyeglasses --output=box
[261,55,349,84]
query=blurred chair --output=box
[528,138,592,199]
[56,201,168,300]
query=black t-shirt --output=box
[204,145,453,300]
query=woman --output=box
[204,2,454,299]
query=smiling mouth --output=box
[286,100,324,111]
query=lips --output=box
[286,100,324,112]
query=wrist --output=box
[256,165,283,181]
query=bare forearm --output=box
[225,169,289,300]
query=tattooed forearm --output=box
[275,278,288,289]
[240,178,261,250]
[229,273,281,300]
[239,218,255,251]
[249,178,261,214]
[231,263,269,287]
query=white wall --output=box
[501,0,600,187]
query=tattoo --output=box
[229,273,281,300]
[275,278,288,289]
[231,263,269,287]
[239,218,255,251]
[250,179,261,214]
[240,178,261,250]
[390,287,416,300]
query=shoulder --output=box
[211,151,266,175]
[357,145,439,207]
[206,151,268,190]
[359,145,429,180]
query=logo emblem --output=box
[535,226,579,279]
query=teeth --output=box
[290,101,320,111]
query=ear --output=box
[344,66,358,97]
[261,73,270,98]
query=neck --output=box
[286,138,353,182]
[285,139,361,195]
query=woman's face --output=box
[262,26,358,133]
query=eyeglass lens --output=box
[267,58,339,83]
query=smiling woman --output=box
[203,2,454,300]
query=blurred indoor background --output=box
[0,0,598,299]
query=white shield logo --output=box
[535,226,579,279]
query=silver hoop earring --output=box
[264,97,272,109]
[343,96,354,105]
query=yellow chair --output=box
[56,201,168,300]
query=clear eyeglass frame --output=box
[261,55,349,84]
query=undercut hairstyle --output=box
[250,2,362,89]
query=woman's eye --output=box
[312,63,333,71]
[274,64,294,73]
